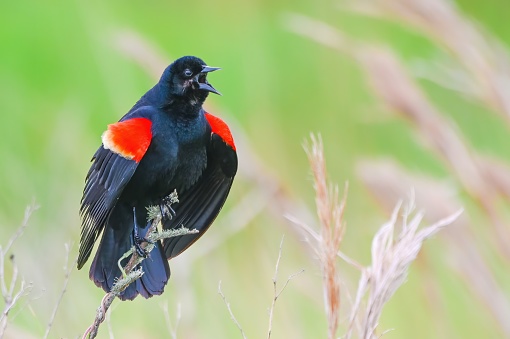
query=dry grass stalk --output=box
[359,47,490,199]
[357,159,510,336]
[342,0,510,261]
[346,197,461,339]
[346,0,510,120]
[283,9,510,246]
[293,137,458,338]
[285,3,510,337]
[328,9,510,332]
[302,133,346,339]
[477,155,510,202]
[0,203,37,339]
[357,47,510,259]
[286,10,510,258]
[284,9,501,211]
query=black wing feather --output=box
[162,133,237,258]
[78,146,139,269]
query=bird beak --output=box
[201,66,221,73]
[198,81,221,95]
[195,66,222,95]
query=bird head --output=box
[162,56,221,102]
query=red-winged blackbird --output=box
[77,56,237,300]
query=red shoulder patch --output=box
[205,113,236,151]
[101,118,152,162]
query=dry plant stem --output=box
[3,203,38,255]
[304,134,346,339]
[0,204,37,339]
[83,223,197,339]
[267,237,284,339]
[83,192,198,339]
[162,302,181,339]
[285,11,510,259]
[348,0,510,120]
[358,47,510,259]
[297,135,459,338]
[218,281,247,339]
[345,199,462,339]
[43,243,77,339]
[358,159,510,336]
[267,236,304,339]
[0,272,31,339]
[286,7,508,337]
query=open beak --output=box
[201,66,221,73]
[195,66,221,95]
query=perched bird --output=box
[78,56,237,300]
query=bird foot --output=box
[132,215,155,258]
[133,233,154,258]
[160,196,177,221]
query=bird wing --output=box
[78,117,153,269]
[162,113,238,258]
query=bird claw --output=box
[160,195,177,221]
[132,211,154,258]
[159,204,176,221]
[133,233,154,258]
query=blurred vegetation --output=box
[1,0,509,338]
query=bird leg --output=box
[132,207,153,258]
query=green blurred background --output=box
[1,0,509,338]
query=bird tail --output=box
[89,219,170,301]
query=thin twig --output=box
[43,243,77,339]
[82,191,198,339]
[267,236,304,339]
[0,279,32,337]
[0,203,37,339]
[267,236,283,339]
[4,203,39,255]
[161,302,181,339]
[82,223,197,339]
[218,281,247,339]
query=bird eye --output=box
[183,69,193,77]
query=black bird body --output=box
[78,56,237,300]
[122,106,208,202]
